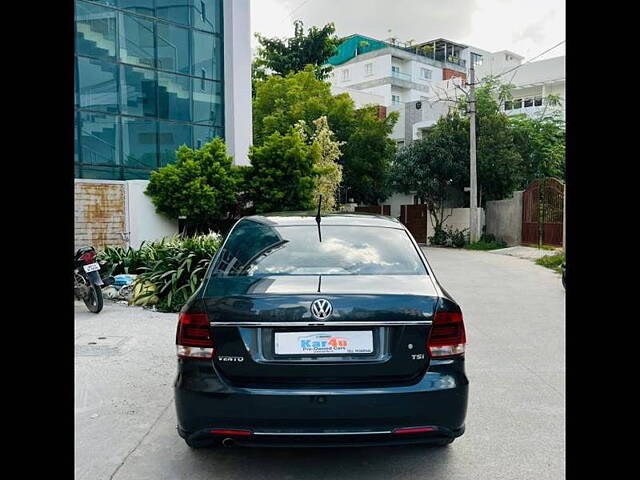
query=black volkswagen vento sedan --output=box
[174,213,468,448]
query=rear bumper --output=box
[174,358,468,447]
[179,425,465,448]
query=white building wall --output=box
[330,53,444,108]
[126,180,178,249]
[360,84,392,105]
[223,0,252,166]
[331,54,392,89]
[330,85,385,108]
[425,208,485,244]
[388,104,405,140]
[385,192,415,218]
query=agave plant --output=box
[125,232,222,312]
[98,243,150,276]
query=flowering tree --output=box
[297,117,343,212]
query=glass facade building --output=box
[74,0,225,180]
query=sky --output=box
[250,0,565,61]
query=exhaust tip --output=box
[222,437,235,448]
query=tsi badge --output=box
[217,356,244,362]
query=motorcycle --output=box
[74,246,114,313]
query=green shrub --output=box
[536,252,564,273]
[98,232,222,312]
[480,233,496,243]
[428,227,448,246]
[445,226,468,248]
[465,232,508,250]
[429,226,468,248]
[144,138,244,230]
[98,244,149,276]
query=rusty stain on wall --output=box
[75,182,126,251]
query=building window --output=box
[534,96,543,106]
[364,63,373,76]
[119,12,155,68]
[77,57,119,114]
[504,100,512,111]
[74,0,225,181]
[524,98,533,108]
[342,69,350,81]
[420,68,432,80]
[392,94,401,105]
[512,98,522,109]
[392,65,400,74]
[156,22,191,75]
[193,30,222,80]
[75,2,117,62]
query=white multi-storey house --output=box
[325,35,490,146]
[479,54,565,121]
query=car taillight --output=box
[427,310,466,358]
[80,251,97,264]
[176,312,214,359]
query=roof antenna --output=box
[315,194,322,242]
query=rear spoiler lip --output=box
[209,320,432,327]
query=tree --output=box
[253,20,340,81]
[469,80,526,202]
[304,116,343,212]
[245,128,318,213]
[145,138,243,230]
[252,66,355,145]
[510,115,565,185]
[391,115,468,233]
[341,106,398,205]
[252,67,398,205]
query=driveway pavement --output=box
[75,247,565,480]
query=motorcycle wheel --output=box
[84,284,104,313]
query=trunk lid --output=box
[204,274,439,387]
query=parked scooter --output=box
[74,246,114,313]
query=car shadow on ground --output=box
[186,443,454,478]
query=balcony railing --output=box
[391,70,412,81]
[446,55,466,68]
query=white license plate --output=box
[83,263,101,273]
[274,331,373,355]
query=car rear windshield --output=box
[210,220,427,277]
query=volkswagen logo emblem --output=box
[310,298,333,320]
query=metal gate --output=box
[400,204,428,243]
[354,205,391,215]
[522,178,564,247]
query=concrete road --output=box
[75,247,565,480]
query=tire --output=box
[84,284,104,313]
